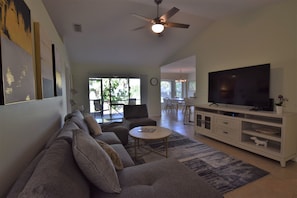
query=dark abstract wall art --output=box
[52,44,63,97]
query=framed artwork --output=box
[0,0,35,104]
[34,22,54,98]
[52,44,63,96]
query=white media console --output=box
[195,104,297,167]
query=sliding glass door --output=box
[89,77,141,122]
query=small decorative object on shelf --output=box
[275,94,288,114]
[276,106,283,114]
[250,137,268,147]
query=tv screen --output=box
[208,64,270,108]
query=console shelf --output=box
[195,104,297,167]
[242,130,281,142]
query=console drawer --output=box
[216,117,240,128]
[215,126,239,141]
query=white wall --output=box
[165,0,297,113]
[0,1,70,196]
[161,73,188,80]
[71,63,161,117]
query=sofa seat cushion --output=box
[124,118,157,130]
[73,129,121,193]
[90,158,222,198]
[19,139,90,198]
[94,132,121,145]
[109,144,135,168]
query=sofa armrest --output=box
[100,122,129,145]
[94,132,122,145]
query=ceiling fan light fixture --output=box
[151,23,164,33]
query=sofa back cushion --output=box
[72,129,121,193]
[7,150,46,198]
[70,116,90,134]
[64,110,84,121]
[56,120,80,142]
[124,104,148,119]
[19,139,90,198]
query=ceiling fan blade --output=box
[165,22,190,29]
[159,7,179,22]
[131,13,153,23]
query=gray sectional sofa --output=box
[7,110,223,198]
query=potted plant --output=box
[275,94,288,114]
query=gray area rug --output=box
[125,131,269,194]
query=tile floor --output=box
[154,110,297,198]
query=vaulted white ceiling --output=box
[42,0,283,73]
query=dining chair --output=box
[183,98,195,124]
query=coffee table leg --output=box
[134,138,137,160]
[165,137,168,158]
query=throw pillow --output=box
[96,140,124,170]
[84,114,102,136]
[72,129,121,193]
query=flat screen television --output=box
[208,64,270,109]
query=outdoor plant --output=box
[275,94,288,106]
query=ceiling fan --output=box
[132,0,190,35]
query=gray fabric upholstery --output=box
[101,122,129,145]
[44,128,63,149]
[94,132,122,145]
[7,150,46,198]
[123,104,157,129]
[64,110,85,121]
[56,120,80,141]
[123,118,157,130]
[19,139,90,198]
[72,129,121,193]
[70,116,90,134]
[91,158,223,198]
[9,110,223,198]
[110,144,135,168]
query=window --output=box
[89,77,141,122]
[160,80,172,102]
[161,80,189,102]
[175,81,182,98]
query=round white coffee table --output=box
[129,126,172,159]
